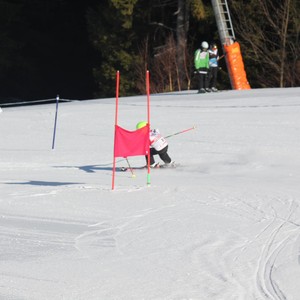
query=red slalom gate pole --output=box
[112,70,120,190]
[146,70,151,187]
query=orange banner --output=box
[224,42,251,90]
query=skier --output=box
[136,121,173,168]
[194,41,210,93]
[208,42,219,92]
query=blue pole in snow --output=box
[52,95,59,149]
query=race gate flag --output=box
[114,125,150,158]
[112,70,151,190]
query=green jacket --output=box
[194,49,209,70]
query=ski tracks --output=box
[255,200,300,300]
[189,190,300,300]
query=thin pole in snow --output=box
[126,158,136,178]
[52,95,59,149]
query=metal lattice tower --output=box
[211,0,235,46]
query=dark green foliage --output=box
[1,0,298,103]
[87,0,219,96]
[87,0,140,97]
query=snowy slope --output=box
[0,87,300,300]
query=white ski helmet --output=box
[201,41,209,49]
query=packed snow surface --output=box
[0,88,300,300]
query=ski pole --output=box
[165,126,196,139]
[218,54,225,61]
[126,158,136,178]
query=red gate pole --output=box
[112,70,120,190]
[146,70,151,186]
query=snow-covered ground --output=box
[0,87,300,300]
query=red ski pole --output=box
[165,126,196,139]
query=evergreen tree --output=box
[87,0,215,96]
[87,0,140,97]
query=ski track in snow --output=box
[172,178,300,299]
[254,200,299,300]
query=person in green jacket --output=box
[194,41,210,93]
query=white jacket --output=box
[208,48,219,67]
[150,129,168,151]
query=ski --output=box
[119,162,178,172]
[159,162,178,169]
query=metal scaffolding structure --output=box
[211,0,251,90]
[211,0,235,46]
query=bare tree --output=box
[154,36,178,92]
[135,37,150,94]
[175,0,190,90]
[146,0,202,91]
[134,35,177,94]
[134,0,209,94]
[230,0,299,87]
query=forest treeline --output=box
[0,0,299,103]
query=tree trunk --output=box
[176,0,189,90]
[279,0,290,87]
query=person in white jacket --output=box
[208,42,220,92]
[136,121,173,168]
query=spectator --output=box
[208,42,220,92]
[194,41,210,93]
